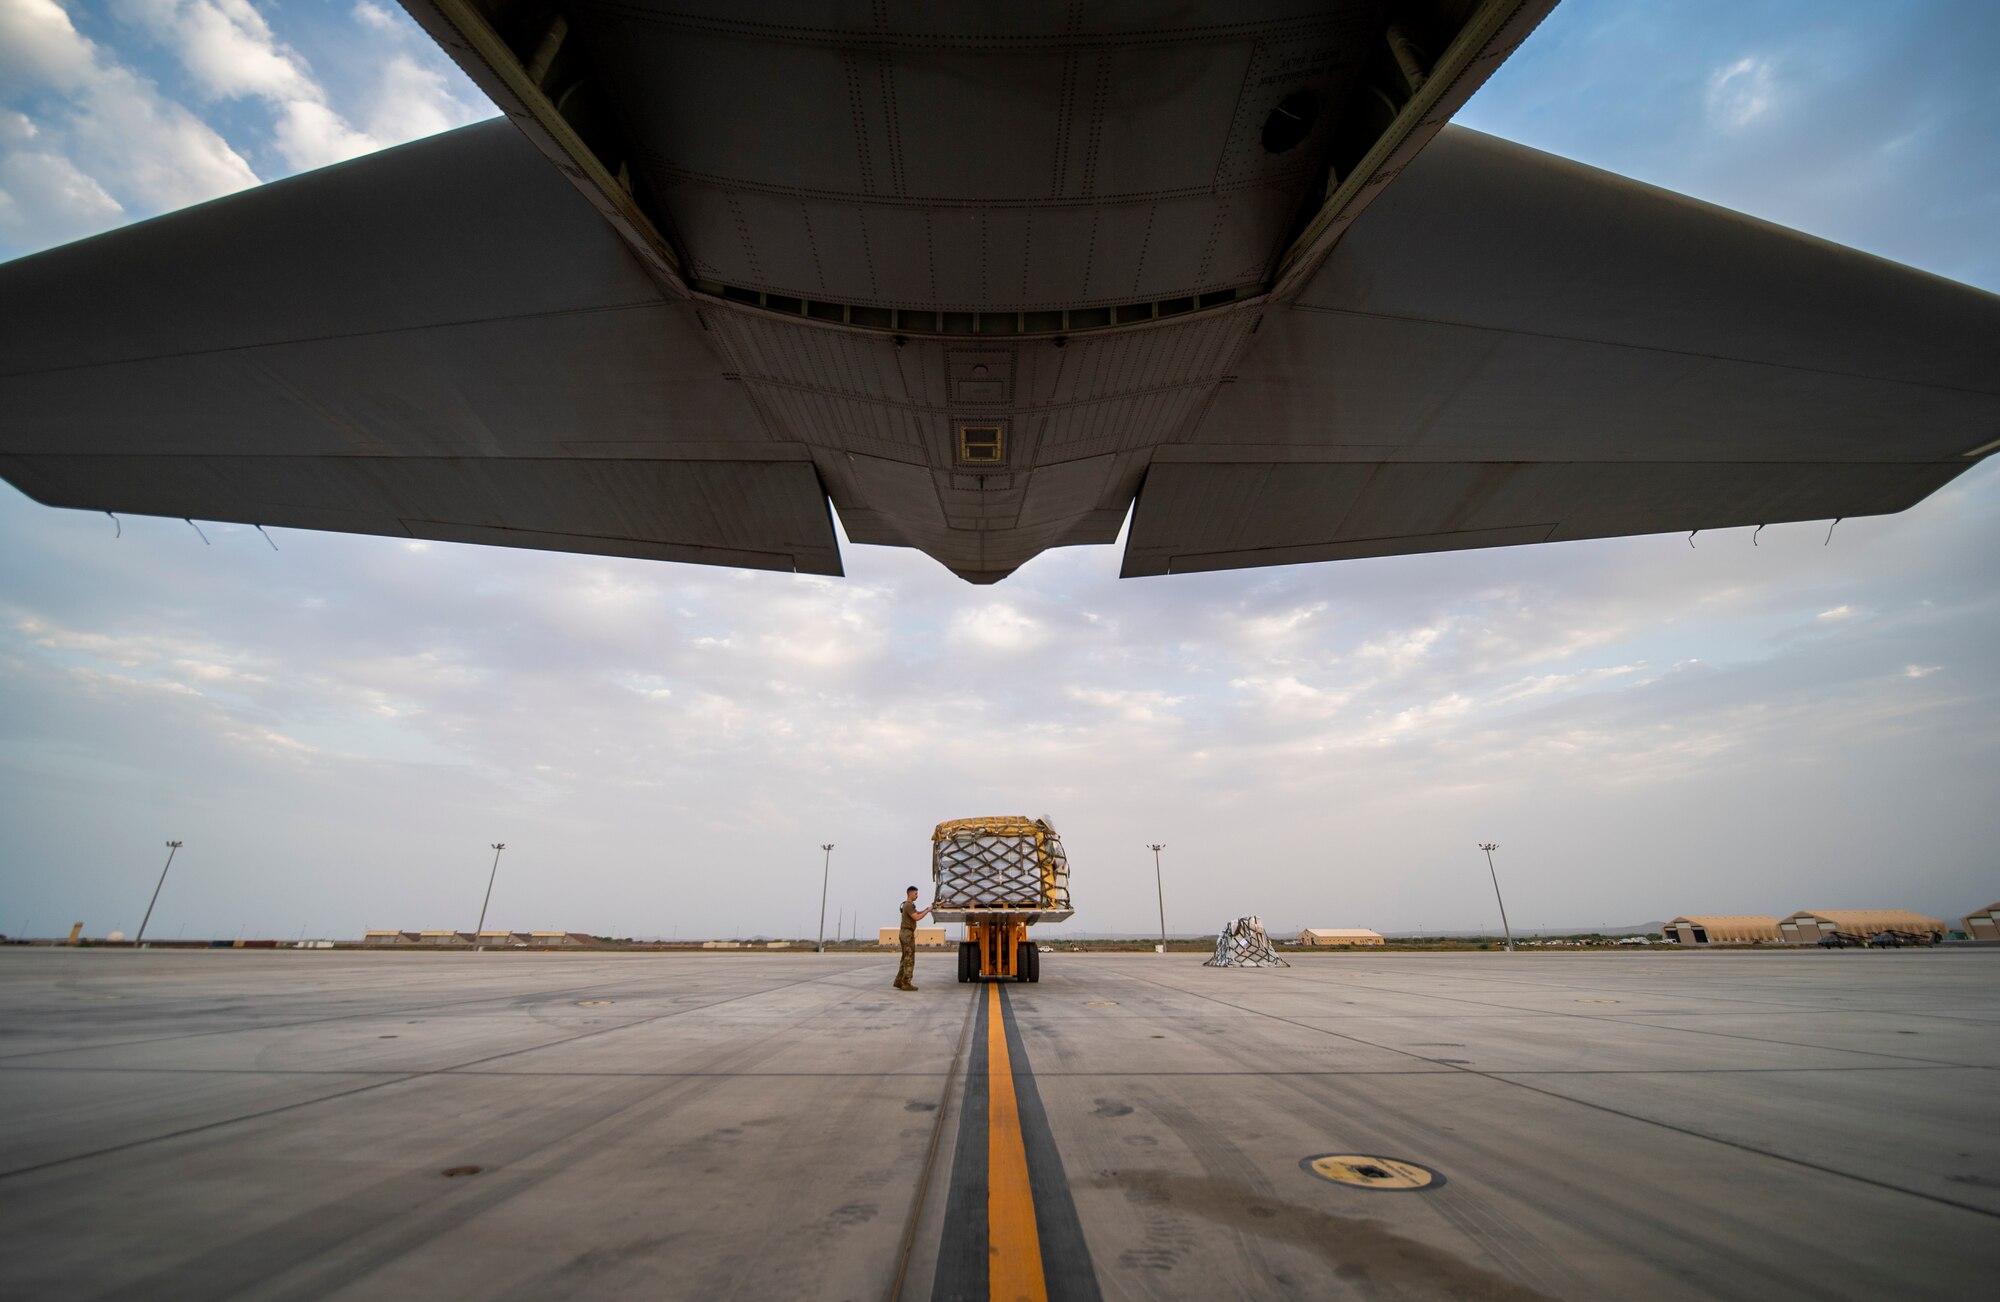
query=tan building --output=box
[525,931,596,947]
[1665,916,1780,945]
[367,929,592,947]
[1777,909,1945,944]
[1297,928,1385,946]
[1962,903,2000,942]
[878,927,948,947]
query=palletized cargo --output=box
[1206,916,1289,968]
[930,815,1073,983]
[930,815,1073,917]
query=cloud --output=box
[115,0,383,168]
[0,0,259,232]
[361,52,475,143]
[1233,601,1329,654]
[948,602,1049,653]
[4,461,1998,940]
[120,0,313,101]
[1067,686,1185,725]
[1355,622,1446,675]
[0,0,488,260]
[1707,55,1776,128]
[1456,0,2000,293]
[1229,673,1351,721]
[0,112,125,247]
[1,3,1998,941]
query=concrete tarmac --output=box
[0,948,1993,1299]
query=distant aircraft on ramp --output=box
[2,1,1995,584]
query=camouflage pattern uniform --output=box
[895,898,917,989]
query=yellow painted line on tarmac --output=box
[986,981,1047,1302]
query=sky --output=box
[1,1,1995,942]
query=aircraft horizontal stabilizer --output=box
[1123,128,2000,576]
[0,120,843,578]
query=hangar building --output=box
[1665,916,1780,945]
[1962,904,2000,943]
[1776,910,1944,945]
[1297,928,1385,946]
[878,928,948,948]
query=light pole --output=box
[474,843,505,952]
[135,841,182,948]
[1479,843,1515,953]
[815,844,834,953]
[1147,844,1167,954]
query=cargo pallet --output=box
[931,815,1073,984]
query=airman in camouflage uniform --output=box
[896,886,930,990]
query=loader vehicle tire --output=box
[958,941,974,983]
[1016,941,1034,982]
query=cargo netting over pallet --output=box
[932,816,1072,912]
[1205,916,1290,968]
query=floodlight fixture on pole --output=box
[1147,844,1168,954]
[134,840,183,948]
[474,843,505,952]
[1479,843,1515,953]
[816,844,834,953]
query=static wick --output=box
[185,518,210,546]
[106,511,121,539]
[255,524,279,552]
[1824,517,1842,546]
[1688,530,1698,549]
[1753,524,1765,547]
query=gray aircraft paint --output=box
[1,0,1994,584]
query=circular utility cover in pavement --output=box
[1085,1000,1118,1006]
[576,1000,613,1006]
[1301,1154,1443,1191]
[440,1165,482,1178]
[1577,999,1619,1004]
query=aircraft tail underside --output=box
[1,1,1994,583]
